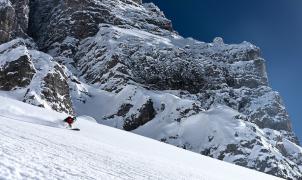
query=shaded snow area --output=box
[0,96,282,180]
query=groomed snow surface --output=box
[0,96,282,180]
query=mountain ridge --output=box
[0,0,301,179]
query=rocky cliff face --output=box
[0,0,301,179]
[0,38,74,114]
[0,0,29,43]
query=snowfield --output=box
[0,96,282,180]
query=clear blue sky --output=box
[144,0,302,141]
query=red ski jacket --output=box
[65,117,74,124]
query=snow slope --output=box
[0,96,282,180]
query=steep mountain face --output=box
[0,38,74,114]
[0,0,301,179]
[0,0,29,43]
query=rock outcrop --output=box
[123,98,156,131]
[39,65,73,114]
[0,0,29,43]
[0,1,15,43]
[0,39,73,114]
[0,54,35,90]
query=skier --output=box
[64,116,76,128]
